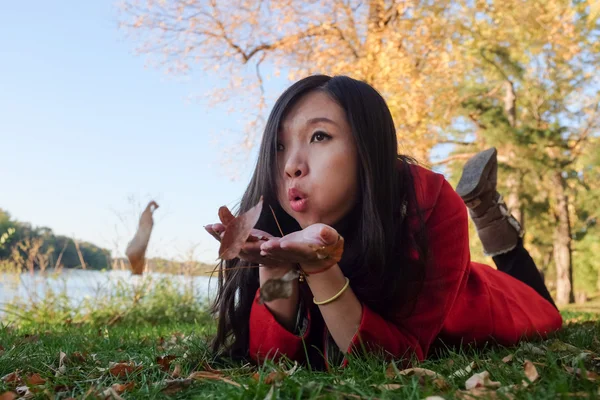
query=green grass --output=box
[1,313,599,399]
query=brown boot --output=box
[456,148,523,256]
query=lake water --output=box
[0,269,217,313]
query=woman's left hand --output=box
[259,223,344,272]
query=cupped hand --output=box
[204,223,292,268]
[259,223,343,272]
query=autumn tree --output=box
[120,0,600,305]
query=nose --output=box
[284,151,307,179]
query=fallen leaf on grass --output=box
[25,373,45,386]
[372,383,403,390]
[564,366,599,381]
[156,355,177,372]
[465,371,501,390]
[0,392,17,400]
[1,371,20,385]
[547,340,583,354]
[520,343,546,356]
[397,367,449,390]
[522,360,539,387]
[108,362,143,377]
[56,351,67,376]
[100,387,125,400]
[14,386,32,399]
[172,364,182,378]
[125,200,159,275]
[258,269,300,304]
[218,197,264,260]
[188,371,242,387]
[502,354,514,363]
[111,382,135,394]
[449,361,477,379]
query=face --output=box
[276,91,359,229]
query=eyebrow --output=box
[307,117,339,127]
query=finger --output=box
[260,238,283,252]
[318,225,340,245]
[204,225,222,242]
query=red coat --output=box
[248,165,562,366]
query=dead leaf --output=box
[386,362,400,379]
[502,354,514,364]
[100,387,125,400]
[156,355,177,372]
[159,378,193,394]
[522,360,539,387]
[548,340,581,353]
[258,269,299,303]
[1,371,20,385]
[14,386,32,399]
[455,387,504,399]
[465,371,501,390]
[188,371,242,387]
[450,361,477,379]
[264,385,275,400]
[25,373,45,386]
[71,352,87,363]
[108,362,143,377]
[111,382,135,394]
[373,383,403,390]
[56,351,67,376]
[218,197,263,260]
[125,200,159,275]
[521,343,545,356]
[564,366,599,381]
[264,371,287,385]
[172,364,182,378]
[218,206,235,225]
[0,392,17,400]
[398,368,449,389]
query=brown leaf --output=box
[172,364,182,378]
[465,371,501,390]
[111,382,135,394]
[100,387,125,400]
[373,383,403,390]
[522,360,539,387]
[398,367,449,389]
[160,378,193,394]
[188,371,242,387]
[1,371,20,385]
[564,366,599,381]
[308,235,345,262]
[108,362,142,377]
[218,206,235,225]
[258,269,299,303]
[218,197,263,260]
[386,362,400,378]
[264,371,287,385]
[71,352,87,363]
[156,355,177,372]
[502,354,514,363]
[0,392,17,400]
[25,373,46,386]
[125,200,159,275]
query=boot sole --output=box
[456,147,497,200]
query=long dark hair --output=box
[211,75,428,358]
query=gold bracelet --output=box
[313,277,350,305]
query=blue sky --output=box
[0,1,295,263]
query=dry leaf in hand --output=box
[218,197,264,260]
[522,360,539,387]
[258,269,299,304]
[465,371,501,390]
[126,201,159,275]
[108,362,142,377]
[0,392,17,400]
[218,206,235,225]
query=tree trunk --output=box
[552,172,574,305]
[505,173,524,228]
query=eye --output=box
[276,142,285,152]
[311,131,331,143]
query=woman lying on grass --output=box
[205,75,562,369]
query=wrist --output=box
[259,263,295,286]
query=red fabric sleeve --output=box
[345,175,471,362]
[248,289,310,363]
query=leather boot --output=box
[456,147,523,256]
